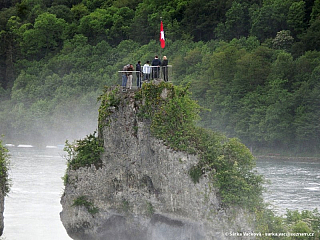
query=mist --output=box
[1,93,101,147]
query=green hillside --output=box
[1,0,320,154]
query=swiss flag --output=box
[160,21,165,48]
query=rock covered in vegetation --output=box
[0,141,10,236]
[60,83,258,240]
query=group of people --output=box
[122,55,169,91]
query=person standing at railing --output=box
[136,61,142,88]
[161,56,168,82]
[127,64,134,89]
[122,64,130,91]
[151,55,161,79]
[143,60,151,81]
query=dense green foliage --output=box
[64,131,104,170]
[1,0,320,153]
[134,82,264,209]
[255,208,320,239]
[190,41,320,155]
[136,82,202,152]
[0,139,10,195]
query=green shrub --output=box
[211,138,264,208]
[64,131,104,170]
[137,82,202,152]
[72,196,99,214]
[255,208,320,239]
[146,201,155,216]
[254,207,289,240]
[286,209,320,239]
[189,165,203,183]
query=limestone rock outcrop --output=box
[60,87,254,240]
[0,189,4,235]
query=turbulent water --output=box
[256,157,320,215]
[3,147,71,240]
[1,148,320,239]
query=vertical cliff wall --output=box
[0,189,4,235]
[60,84,256,240]
[0,141,9,236]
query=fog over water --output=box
[1,147,319,239]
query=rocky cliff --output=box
[60,83,256,240]
[0,141,9,236]
[0,189,4,235]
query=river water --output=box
[1,148,320,239]
[3,147,71,240]
[256,157,320,215]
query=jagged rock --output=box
[60,87,254,240]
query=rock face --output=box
[0,189,4,235]
[60,89,254,240]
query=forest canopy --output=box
[0,0,320,154]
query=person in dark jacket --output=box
[151,56,161,79]
[161,56,168,82]
[136,61,142,88]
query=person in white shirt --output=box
[143,60,151,81]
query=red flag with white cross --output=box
[160,21,165,48]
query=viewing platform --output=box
[118,65,172,92]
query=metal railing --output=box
[118,65,172,90]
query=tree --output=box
[181,0,233,41]
[250,0,294,41]
[70,3,89,21]
[287,1,306,37]
[232,46,272,98]
[293,80,320,152]
[78,7,133,45]
[78,8,111,44]
[272,30,294,51]
[48,5,72,22]
[216,1,248,40]
[105,6,134,45]
[20,13,67,58]
[301,18,320,52]
[0,15,22,89]
[262,78,295,148]
[269,51,295,91]
[310,0,320,24]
